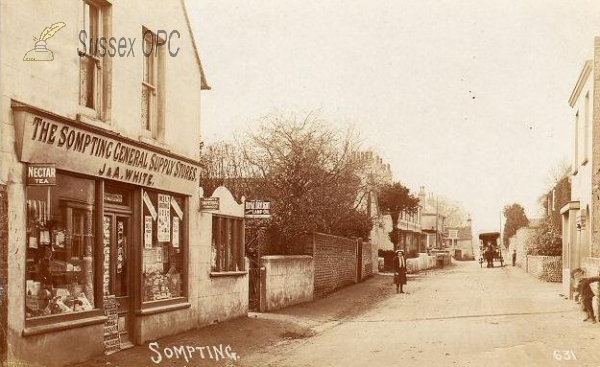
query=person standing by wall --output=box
[512,250,517,266]
[579,276,600,323]
[393,250,407,294]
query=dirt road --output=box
[243,261,598,367]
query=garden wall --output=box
[526,255,562,282]
[260,256,314,312]
[406,254,437,274]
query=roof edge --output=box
[569,60,592,107]
[181,0,211,90]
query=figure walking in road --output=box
[512,250,517,266]
[394,249,407,294]
[579,276,600,323]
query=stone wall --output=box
[527,256,562,282]
[508,227,535,268]
[406,254,436,274]
[0,184,7,366]
[261,256,314,312]
[581,257,600,276]
[306,233,358,299]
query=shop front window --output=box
[141,190,186,303]
[211,216,244,272]
[25,174,97,320]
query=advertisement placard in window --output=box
[157,194,170,242]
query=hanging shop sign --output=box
[245,200,271,219]
[26,163,56,185]
[13,105,201,193]
[200,197,219,211]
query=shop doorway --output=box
[103,212,133,348]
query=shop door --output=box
[104,213,133,348]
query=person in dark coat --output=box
[512,250,517,266]
[579,276,600,323]
[393,249,407,293]
[485,248,494,268]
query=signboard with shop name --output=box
[200,197,219,211]
[245,200,271,219]
[13,106,200,194]
[27,163,56,185]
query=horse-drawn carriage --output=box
[478,232,504,268]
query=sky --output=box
[189,0,600,234]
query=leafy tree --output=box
[378,182,420,251]
[503,203,529,248]
[527,216,561,256]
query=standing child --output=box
[393,250,407,294]
[579,276,600,323]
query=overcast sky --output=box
[189,0,600,234]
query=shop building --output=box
[0,1,248,366]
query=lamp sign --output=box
[200,197,219,211]
[245,200,271,219]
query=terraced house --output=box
[0,1,248,366]
[562,37,600,297]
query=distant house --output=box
[419,187,445,251]
[444,220,474,259]
[543,175,571,235]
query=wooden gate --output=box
[248,267,261,311]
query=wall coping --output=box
[261,255,313,260]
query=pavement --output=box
[68,261,599,367]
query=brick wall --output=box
[0,184,7,365]
[544,176,571,234]
[527,255,562,282]
[307,233,358,299]
[361,240,373,280]
[592,37,600,258]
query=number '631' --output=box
[553,350,576,360]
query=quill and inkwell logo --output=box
[23,22,66,61]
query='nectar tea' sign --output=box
[27,163,56,186]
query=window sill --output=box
[137,299,191,316]
[138,135,170,151]
[76,110,114,132]
[23,311,107,337]
[210,271,248,278]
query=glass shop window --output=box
[141,190,186,303]
[25,174,97,320]
[211,216,245,272]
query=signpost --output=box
[200,197,220,211]
[245,200,271,219]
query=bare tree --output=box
[238,111,372,253]
[437,195,469,228]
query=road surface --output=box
[243,261,599,367]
